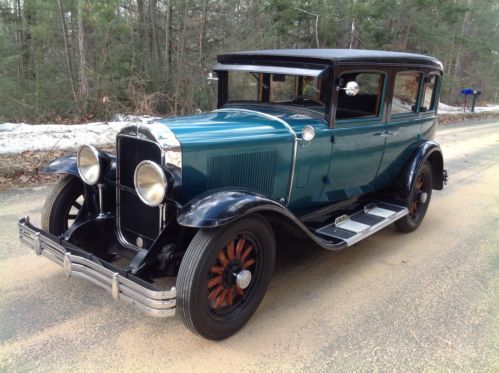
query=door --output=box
[322,71,387,203]
[376,70,424,187]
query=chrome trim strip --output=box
[213,63,327,77]
[214,108,297,205]
[18,218,176,318]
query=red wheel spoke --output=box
[217,250,229,266]
[236,286,244,296]
[240,245,253,263]
[208,285,224,301]
[410,202,417,215]
[207,276,222,289]
[210,266,224,275]
[227,288,235,306]
[242,258,256,269]
[416,175,424,190]
[227,240,235,260]
[215,290,227,309]
[235,238,245,259]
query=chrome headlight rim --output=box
[77,145,101,185]
[134,160,168,207]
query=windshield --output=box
[226,71,327,115]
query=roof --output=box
[217,49,443,70]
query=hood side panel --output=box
[157,111,295,203]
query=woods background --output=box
[1,0,498,123]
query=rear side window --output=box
[422,75,438,111]
[336,72,385,119]
[391,71,421,114]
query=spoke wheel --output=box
[395,161,433,233]
[42,175,85,235]
[177,214,275,340]
[207,235,259,314]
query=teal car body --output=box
[18,50,447,339]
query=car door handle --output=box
[374,130,397,137]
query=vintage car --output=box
[18,49,446,340]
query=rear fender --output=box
[398,140,445,199]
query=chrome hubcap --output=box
[235,269,252,290]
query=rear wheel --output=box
[395,161,433,233]
[177,214,275,340]
[41,175,84,235]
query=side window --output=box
[391,71,421,115]
[336,72,385,119]
[422,74,438,111]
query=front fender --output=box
[177,189,347,251]
[177,189,284,228]
[41,152,116,180]
[398,140,445,199]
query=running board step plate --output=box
[315,202,408,247]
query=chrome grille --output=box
[117,136,162,242]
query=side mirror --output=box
[207,72,218,85]
[342,81,360,96]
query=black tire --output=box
[177,214,275,340]
[41,175,84,235]
[395,161,433,233]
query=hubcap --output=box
[419,192,428,204]
[235,270,252,290]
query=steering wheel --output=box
[292,95,325,106]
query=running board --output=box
[315,202,408,247]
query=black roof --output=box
[218,49,443,70]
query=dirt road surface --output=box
[1,120,498,372]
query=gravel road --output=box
[1,120,498,372]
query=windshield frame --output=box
[215,65,333,121]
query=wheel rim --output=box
[207,234,259,316]
[64,194,84,230]
[409,173,428,219]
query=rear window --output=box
[422,75,438,111]
[391,71,421,114]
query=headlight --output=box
[77,145,101,185]
[134,161,167,206]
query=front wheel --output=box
[176,214,275,340]
[41,175,84,235]
[395,161,433,233]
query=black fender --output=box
[41,152,117,221]
[398,140,445,199]
[177,189,347,251]
[41,152,116,181]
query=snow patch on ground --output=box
[0,115,160,155]
[2,105,499,155]
[438,102,499,114]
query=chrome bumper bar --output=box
[18,217,176,317]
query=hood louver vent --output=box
[207,149,277,196]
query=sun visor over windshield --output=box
[213,63,329,77]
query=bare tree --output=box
[78,0,95,101]
[57,0,78,101]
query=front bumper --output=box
[18,217,176,317]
